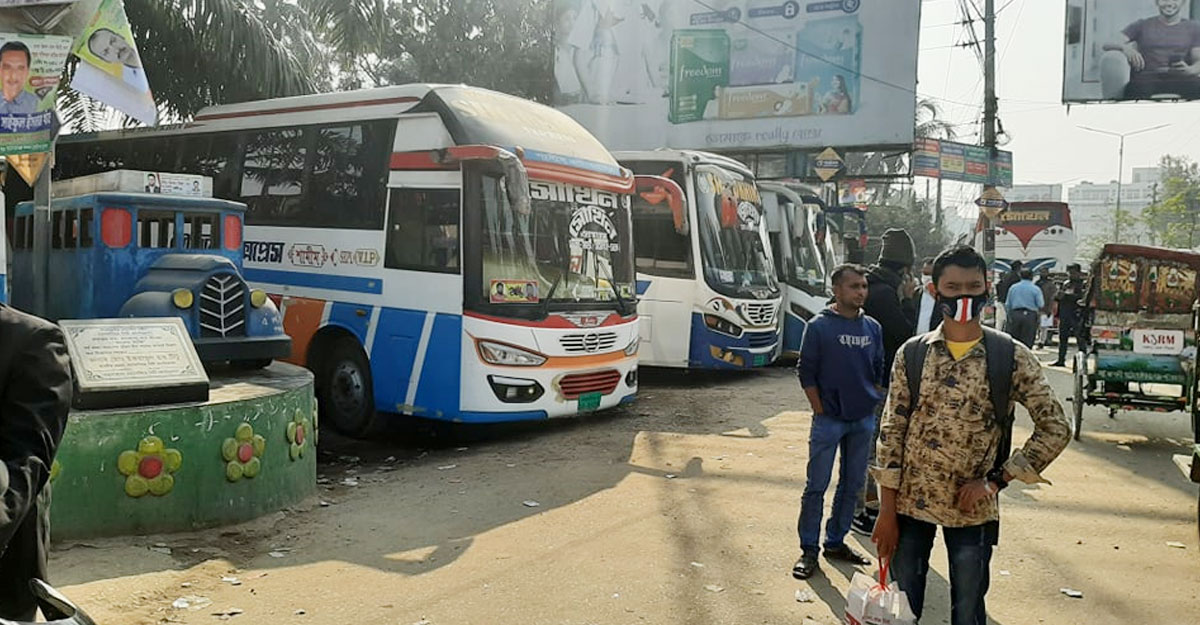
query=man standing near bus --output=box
[871,245,1070,625]
[0,304,72,620]
[1004,268,1043,348]
[1051,263,1086,367]
[793,264,884,580]
[852,228,917,536]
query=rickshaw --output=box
[1072,244,1200,531]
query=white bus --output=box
[56,84,668,435]
[759,182,830,357]
[616,150,781,369]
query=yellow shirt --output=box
[946,339,981,361]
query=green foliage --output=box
[1143,155,1200,250]
[860,191,951,264]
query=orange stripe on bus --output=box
[281,297,326,365]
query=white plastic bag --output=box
[844,561,917,625]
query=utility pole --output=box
[1078,124,1170,241]
[982,0,998,317]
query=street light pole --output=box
[1078,124,1170,242]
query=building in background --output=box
[1003,184,1063,203]
[1067,167,1159,258]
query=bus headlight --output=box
[477,340,548,367]
[250,289,268,308]
[624,337,640,356]
[172,289,193,309]
[703,314,743,338]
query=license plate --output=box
[578,392,602,412]
[753,354,768,367]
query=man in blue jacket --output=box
[793,264,885,579]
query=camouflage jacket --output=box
[871,327,1071,527]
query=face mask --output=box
[921,275,933,286]
[937,292,988,323]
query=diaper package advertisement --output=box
[554,0,919,151]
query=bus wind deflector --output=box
[433,146,531,215]
[634,175,687,235]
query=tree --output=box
[858,190,951,264]
[1143,155,1200,250]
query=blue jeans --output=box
[796,413,875,554]
[891,515,998,625]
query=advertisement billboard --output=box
[553,0,920,152]
[1064,0,1200,103]
[912,138,1013,187]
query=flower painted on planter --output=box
[222,423,266,482]
[117,436,182,498]
[286,409,309,461]
[49,459,61,483]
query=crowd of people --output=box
[792,232,1074,625]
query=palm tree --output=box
[915,98,958,142]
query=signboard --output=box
[553,0,921,151]
[1064,0,1200,103]
[0,33,72,156]
[53,169,213,198]
[813,147,843,181]
[1132,329,1185,355]
[60,318,210,410]
[913,138,1013,186]
[490,279,539,304]
[975,187,1008,219]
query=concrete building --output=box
[1002,184,1064,203]
[1067,167,1160,254]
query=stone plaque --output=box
[60,318,209,410]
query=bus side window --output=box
[51,210,76,249]
[80,209,94,248]
[385,188,460,274]
[241,129,306,225]
[138,211,176,248]
[631,207,692,279]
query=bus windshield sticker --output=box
[490,280,539,304]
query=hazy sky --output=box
[917,0,1200,214]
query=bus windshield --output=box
[694,165,778,299]
[785,201,826,293]
[479,176,634,312]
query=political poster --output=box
[553,0,920,151]
[70,0,156,125]
[0,33,71,156]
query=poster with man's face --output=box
[0,33,71,156]
[71,0,157,125]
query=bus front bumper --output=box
[194,335,293,363]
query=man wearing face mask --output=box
[871,245,1070,625]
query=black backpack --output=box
[902,326,1016,474]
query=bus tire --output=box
[318,338,376,437]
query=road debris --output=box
[268,551,287,558]
[704,584,725,593]
[340,478,359,487]
[149,546,172,555]
[294,609,306,616]
[211,607,244,619]
[522,500,540,507]
[999,570,1011,576]
[1060,588,1083,599]
[172,596,212,611]
[437,464,458,471]
[690,562,705,568]
[220,576,241,586]
[665,474,678,479]
[1166,541,1186,549]
[795,589,817,602]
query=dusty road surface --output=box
[53,353,1199,625]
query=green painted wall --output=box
[49,370,317,540]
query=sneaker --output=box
[850,511,875,536]
[792,552,820,580]
[824,543,872,566]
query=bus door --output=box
[630,172,691,367]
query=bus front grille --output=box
[199,273,247,338]
[558,370,622,399]
[560,332,619,353]
[740,302,777,327]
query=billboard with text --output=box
[553,0,920,151]
[1064,0,1200,103]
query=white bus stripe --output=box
[364,306,382,357]
[319,300,333,326]
[405,312,437,407]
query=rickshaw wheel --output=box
[1072,353,1085,441]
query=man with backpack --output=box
[870,245,1071,625]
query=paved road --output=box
[54,353,1199,624]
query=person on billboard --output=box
[0,41,38,115]
[820,75,853,114]
[1101,0,1200,100]
[144,173,161,194]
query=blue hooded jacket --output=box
[796,307,885,420]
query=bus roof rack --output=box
[53,170,213,200]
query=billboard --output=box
[1064,0,1200,103]
[553,0,920,152]
[912,138,1013,187]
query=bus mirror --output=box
[634,175,686,235]
[435,145,531,216]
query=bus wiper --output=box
[540,274,563,318]
[595,254,632,317]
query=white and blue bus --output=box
[616,150,781,369]
[55,84,669,435]
[759,182,831,358]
